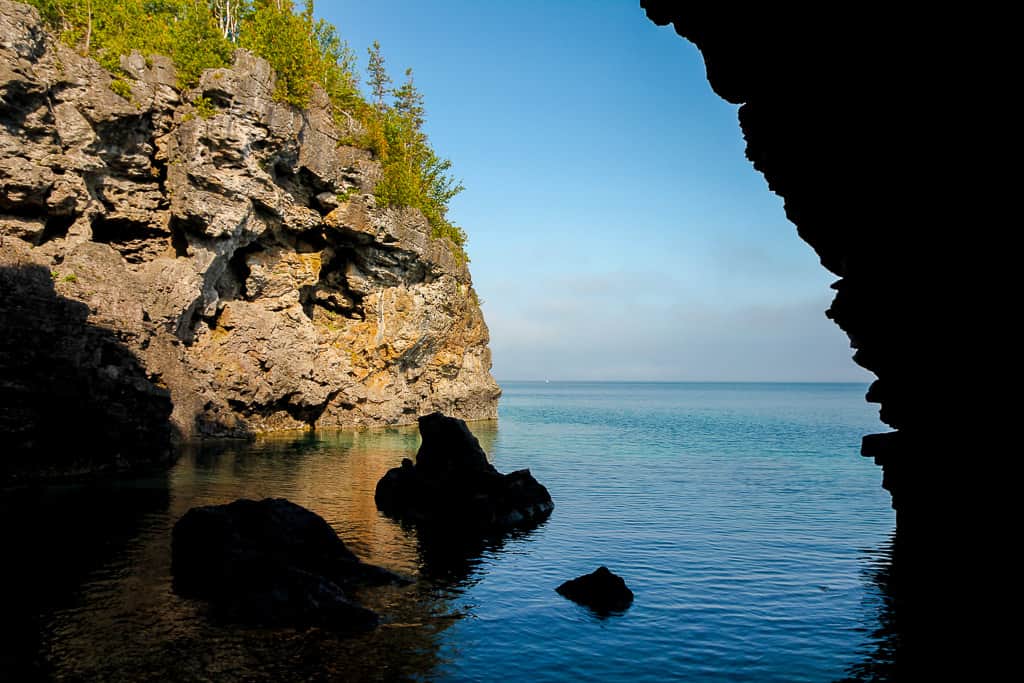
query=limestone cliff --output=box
[0,0,499,449]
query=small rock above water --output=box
[556,566,635,614]
[374,413,554,531]
[171,498,402,631]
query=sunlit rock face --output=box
[0,0,499,447]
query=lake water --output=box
[1,382,897,681]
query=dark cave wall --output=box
[639,3,989,537]
[639,7,1011,671]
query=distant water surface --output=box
[1,382,896,681]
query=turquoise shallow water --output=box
[1,382,897,681]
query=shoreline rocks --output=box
[375,413,554,532]
[171,497,403,631]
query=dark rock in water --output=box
[556,566,634,613]
[375,412,554,531]
[172,498,403,631]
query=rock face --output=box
[172,497,399,630]
[375,412,554,531]
[0,1,499,451]
[556,566,634,614]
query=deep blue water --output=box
[1,382,897,681]
[440,382,896,682]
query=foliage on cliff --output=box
[24,0,466,257]
[25,0,232,87]
[361,63,468,252]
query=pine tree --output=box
[392,68,424,130]
[366,40,391,108]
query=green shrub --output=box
[169,8,233,89]
[194,96,219,119]
[336,186,357,203]
[25,1,230,89]
[367,72,467,261]
[109,78,132,100]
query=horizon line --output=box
[495,379,872,385]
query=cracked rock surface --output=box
[1,1,499,446]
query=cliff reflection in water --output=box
[3,422,518,681]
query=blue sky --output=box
[320,0,872,382]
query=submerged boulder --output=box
[556,566,634,614]
[172,497,401,630]
[375,413,554,531]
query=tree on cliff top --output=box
[369,63,466,252]
[239,0,359,108]
[366,40,391,107]
[25,0,232,88]
[393,67,425,129]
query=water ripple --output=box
[1,383,896,681]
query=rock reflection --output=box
[8,422,523,681]
[414,522,549,586]
[838,534,900,682]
